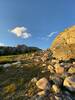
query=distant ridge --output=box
[0,44,41,55]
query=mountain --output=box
[0,44,41,55]
[50,26,75,60]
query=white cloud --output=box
[0,43,6,46]
[48,32,57,38]
[10,27,31,39]
[40,31,58,41]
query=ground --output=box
[0,50,75,100]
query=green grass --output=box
[0,53,33,64]
[0,54,45,99]
[0,55,15,64]
[0,53,51,99]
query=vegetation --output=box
[0,44,41,56]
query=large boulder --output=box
[52,84,60,93]
[63,75,75,92]
[50,26,75,60]
[54,63,64,74]
[68,66,75,74]
[36,77,49,90]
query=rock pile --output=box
[0,49,75,100]
[29,50,75,100]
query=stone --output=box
[68,66,75,74]
[36,77,49,90]
[37,91,45,96]
[12,61,21,65]
[41,57,47,62]
[31,77,37,83]
[34,59,39,62]
[63,75,75,92]
[41,70,46,73]
[3,64,11,68]
[54,63,64,74]
[54,96,62,100]
[20,66,23,68]
[41,53,48,62]
[73,62,75,64]
[52,59,59,64]
[47,65,54,73]
[42,64,46,67]
[52,84,60,93]
[60,62,65,67]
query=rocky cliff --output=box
[50,26,75,60]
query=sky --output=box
[0,0,75,49]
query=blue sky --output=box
[0,0,75,49]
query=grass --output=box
[0,54,47,99]
[0,55,15,64]
[0,53,34,64]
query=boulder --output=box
[50,26,75,60]
[52,84,60,93]
[36,77,49,90]
[51,59,59,65]
[73,62,75,64]
[3,64,11,68]
[12,61,21,65]
[68,66,75,74]
[37,91,45,96]
[54,96,62,100]
[31,77,37,83]
[42,64,46,67]
[63,75,75,92]
[54,63,64,74]
[41,53,48,62]
[47,65,54,73]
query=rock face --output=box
[51,26,75,60]
[63,75,75,92]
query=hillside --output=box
[0,45,41,56]
[50,26,75,60]
[0,49,75,100]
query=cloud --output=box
[10,27,31,39]
[40,31,58,41]
[0,43,6,46]
[48,32,58,38]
